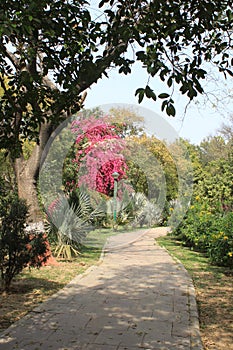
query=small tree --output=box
[0,194,48,292]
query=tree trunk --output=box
[12,94,86,223]
[14,123,53,223]
[14,155,42,222]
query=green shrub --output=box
[172,197,233,269]
[0,195,48,292]
[207,212,233,268]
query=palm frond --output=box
[45,190,108,253]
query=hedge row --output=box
[172,199,233,269]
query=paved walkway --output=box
[0,227,203,350]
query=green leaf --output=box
[145,85,157,101]
[138,91,145,103]
[161,100,167,112]
[135,88,144,96]
[167,77,173,87]
[166,104,176,117]
[136,51,146,60]
[226,69,233,77]
[135,88,145,103]
[158,93,170,99]
[99,0,112,7]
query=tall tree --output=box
[0,0,232,222]
[199,135,229,164]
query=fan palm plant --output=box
[130,192,162,227]
[45,190,105,259]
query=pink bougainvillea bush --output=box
[69,115,128,196]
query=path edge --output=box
[156,240,204,350]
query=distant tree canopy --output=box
[0,0,232,154]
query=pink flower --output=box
[69,115,128,196]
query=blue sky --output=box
[84,63,233,145]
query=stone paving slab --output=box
[0,227,203,350]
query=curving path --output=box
[0,227,203,350]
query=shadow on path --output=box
[0,228,203,350]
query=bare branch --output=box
[0,43,20,69]
[42,75,58,90]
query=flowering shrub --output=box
[207,213,233,268]
[68,116,128,196]
[173,197,233,269]
[76,139,127,195]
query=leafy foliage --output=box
[173,199,233,268]
[67,115,128,196]
[172,126,233,268]
[45,189,106,258]
[0,195,48,291]
[126,134,179,201]
[1,0,232,221]
[130,193,162,227]
[0,150,15,193]
[0,0,232,155]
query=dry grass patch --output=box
[0,246,101,332]
[156,235,233,350]
[196,271,233,350]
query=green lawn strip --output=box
[156,234,227,282]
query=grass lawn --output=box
[156,235,233,350]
